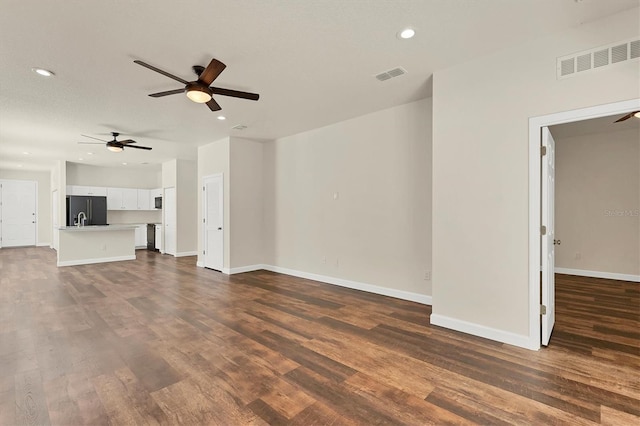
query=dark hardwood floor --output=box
[1,247,638,425]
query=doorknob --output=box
[218,227,222,230]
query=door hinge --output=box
[540,304,547,315]
[203,218,205,223]
[203,186,205,191]
[541,225,547,235]
[203,250,205,255]
[541,146,547,156]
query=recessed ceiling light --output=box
[217,115,226,120]
[22,151,30,155]
[87,152,94,155]
[17,164,23,168]
[634,112,640,118]
[122,162,128,165]
[78,158,84,161]
[398,28,415,39]
[32,68,54,77]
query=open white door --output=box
[541,127,556,346]
[164,187,176,256]
[0,180,37,247]
[203,174,223,271]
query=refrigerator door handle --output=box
[89,199,93,223]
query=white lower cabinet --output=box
[134,225,147,248]
[155,224,162,252]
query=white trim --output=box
[36,242,51,247]
[196,261,204,267]
[555,267,640,283]
[202,173,224,271]
[430,314,537,350]
[528,98,640,351]
[260,264,432,305]
[228,264,264,274]
[174,251,198,257]
[57,255,136,267]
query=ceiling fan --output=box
[78,132,152,152]
[133,58,259,112]
[614,110,640,122]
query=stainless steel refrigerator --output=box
[66,196,108,226]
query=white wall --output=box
[230,138,264,268]
[197,138,231,267]
[0,169,51,245]
[554,127,639,276]
[263,98,432,297]
[66,163,161,188]
[431,8,639,343]
[176,159,198,255]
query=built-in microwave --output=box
[154,196,162,209]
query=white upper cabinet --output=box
[137,189,150,210]
[66,185,107,196]
[107,187,138,210]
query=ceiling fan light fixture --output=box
[634,112,640,119]
[107,145,123,153]
[186,85,212,103]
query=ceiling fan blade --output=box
[125,145,152,150]
[78,142,105,145]
[81,134,109,142]
[206,98,221,112]
[198,59,226,86]
[210,87,259,101]
[149,88,185,98]
[134,60,189,85]
[119,139,137,145]
[614,111,639,122]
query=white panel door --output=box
[52,189,59,250]
[541,127,556,346]
[203,174,224,271]
[164,187,177,255]
[0,180,37,247]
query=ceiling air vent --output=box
[375,67,407,82]
[231,124,247,130]
[557,38,639,79]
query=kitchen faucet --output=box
[77,211,87,227]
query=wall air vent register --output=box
[557,38,639,79]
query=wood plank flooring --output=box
[0,247,638,425]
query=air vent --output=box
[231,124,247,130]
[557,38,639,79]
[375,67,407,82]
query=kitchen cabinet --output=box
[137,189,150,210]
[155,224,162,252]
[107,187,138,210]
[134,224,147,248]
[66,185,107,196]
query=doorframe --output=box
[527,98,640,350]
[202,173,224,272]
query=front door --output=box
[541,127,556,346]
[203,174,223,271]
[0,180,37,247]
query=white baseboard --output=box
[175,251,198,257]
[57,255,136,267]
[228,264,265,274]
[430,313,537,350]
[255,264,432,305]
[196,261,204,268]
[36,242,51,247]
[555,267,640,283]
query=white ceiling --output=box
[1,0,638,172]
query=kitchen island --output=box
[57,225,137,267]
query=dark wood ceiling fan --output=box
[614,110,640,122]
[78,132,152,152]
[133,58,260,112]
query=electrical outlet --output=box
[101,244,107,251]
[336,257,339,268]
[424,271,431,280]
[322,256,326,264]
[575,252,581,260]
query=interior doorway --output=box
[0,179,37,248]
[202,174,224,271]
[528,98,640,350]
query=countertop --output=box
[58,225,138,232]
